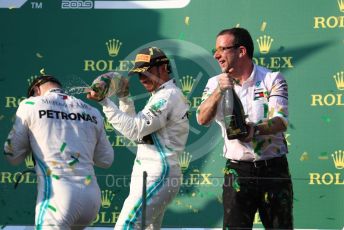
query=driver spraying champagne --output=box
[87,47,189,230]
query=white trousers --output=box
[35,175,101,230]
[114,158,181,230]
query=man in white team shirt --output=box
[87,47,189,229]
[197,28,293,229]
[4,75,114,229]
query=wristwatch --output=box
[253,125,260,136]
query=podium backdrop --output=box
[0,0,343,228]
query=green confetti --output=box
[321,115,331,123]
[277,110,287,117]
[60,142,67,152]
[263,104,268,118]
[135,159,141,165]
[68,159,78,166]
[227,169,240,192]
[25,101,35,105]
[48,205,57,212]
[253,139,265,155]
[84,175,92,185]
[52,174,60,180]
[318,152,329,160]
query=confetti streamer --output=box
[25,101,35,105]
[260,22,267,32]
[285,133,291,146]
[235,24,240,28]
[321,115,331,123]
[60,142,67,152]
[226,169,240,192]
[84,175,92,185]
[264,192,269,203]
[300,152,309,161]
[135,159,141,165]
[40,68,45,75]
[68,153,80,166]
[318,152,329,160]
[48,205,57,212]
[52,174,60,180]
[36,53,43,58]
[184,16,190,25]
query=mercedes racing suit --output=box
[4,88,114,230]
[100,80,189,229]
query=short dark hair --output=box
[27,75,62,97]
[217,27,254,59]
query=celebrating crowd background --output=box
[0,0,343,228]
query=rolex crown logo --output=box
[27,75,38,86]
[179,151,192,172]
[256,35,274,54]
[338,0,344,12]
[101,190,115,208]
[332,150,344,169]
[25,153,35,169]
[179,75,195,96]
[333,71,344,90]
[106,39,122,57]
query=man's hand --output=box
[87,90,104,101]
[218,73,235,92]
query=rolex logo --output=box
[104,117,115,132]
[101,190,115,208]
[338,0,344,12]
[25,153,35,169]
[106,39,122,57]
[179,75,195,96]
[179,151,192,172]
[333,71,344,90]
[256,35,274,54]
[332,150,344,169]
[27,75,38,86]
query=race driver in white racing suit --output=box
[87,47,189,229]
[4,75,114,229]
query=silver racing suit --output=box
[100,80,189,229]
[4,88,114,230]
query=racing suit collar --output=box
[152,79,174,94]
[44,88,65,95]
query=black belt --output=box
[228,155,286,168]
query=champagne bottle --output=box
[90,72,127,99]
[222,81,248,140]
